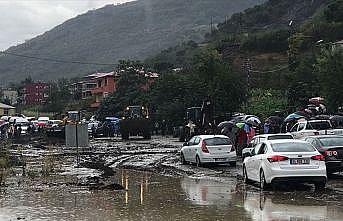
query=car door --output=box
[184,137,196,161]
[246,143,263,181]
[290,123,300,139]
[255,143,268,175]
[192,137,201,160]
[297,122,310,138]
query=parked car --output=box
[180,135,236,167]
[243,139,327,190]
[47,120,62,129]
[37,117,50,127]
[94,118,119,137]
[242,134,294,159]
[303,135,343,174]
[290,120,343,139]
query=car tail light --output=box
[201,140,209,153]
[324,150,338,157]
[311,155,325,161]
[267,155,289,162]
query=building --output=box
[1,89,18,105]
[22,83,50,105]
[0,103,15,116]
[89,72,117,108]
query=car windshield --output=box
[318,137,343,147]
[271,142,315,152]
[267,135,293,140]
[204,137,231,146]
[307,121,331,130]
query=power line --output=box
[0,51,116,66]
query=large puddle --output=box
[0,169,343,221]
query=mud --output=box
[0,136,343,220]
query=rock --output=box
[79,160,115,177]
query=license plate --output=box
[290,158,310,165]
[215,158,227,162]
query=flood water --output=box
[0,169,343,221]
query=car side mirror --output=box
[183,142,189,146]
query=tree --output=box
[148,49,246,125]
[325,0,343,23]
[317,48,343,112]
[242,89,288,119]
[42,78,72,113]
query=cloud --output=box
[0,0,132,50]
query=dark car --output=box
[94,117,119,137]
[303,135,343,174]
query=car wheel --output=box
[180,152,187,165]
[259,170,268,190]
[243,165,252,184]
[229,161,236,167]
[196,155,202,167]
[314,182,326,190]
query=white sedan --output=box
[243,139,327,190]
[180,135,236,167]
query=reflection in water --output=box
[124,171,129,204]
[140,182,144,205]
[243,192,343,221]
[122,170,149,205]
[181,176,235,206]
[1,168,342,220]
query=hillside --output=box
[0,0,266,85]
[147,0,329,76]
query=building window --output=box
[4,109,9,115]
[105,78,108,86]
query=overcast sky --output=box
[0,0,133,50]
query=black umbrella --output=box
[267,116,283,125]
[217,121,235,129]
[330,115,343,128]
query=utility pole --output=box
[210,16,214,34]
[243,58,252,89]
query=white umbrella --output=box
[245,117,261,126]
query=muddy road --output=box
[0,136,343,220]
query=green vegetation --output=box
[98,50,246,124]
[242,89,288,120]
[317,48,343,111]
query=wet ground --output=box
[1,136,343,220]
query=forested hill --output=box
[0,0,265,85]
[216,0,328,34]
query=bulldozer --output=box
[119,106,152,140]
[178,99,215,142]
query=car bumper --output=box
[199,151,237,164]
[265,167,327,184]
[326,160,343,173]
[271,176,327,184]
